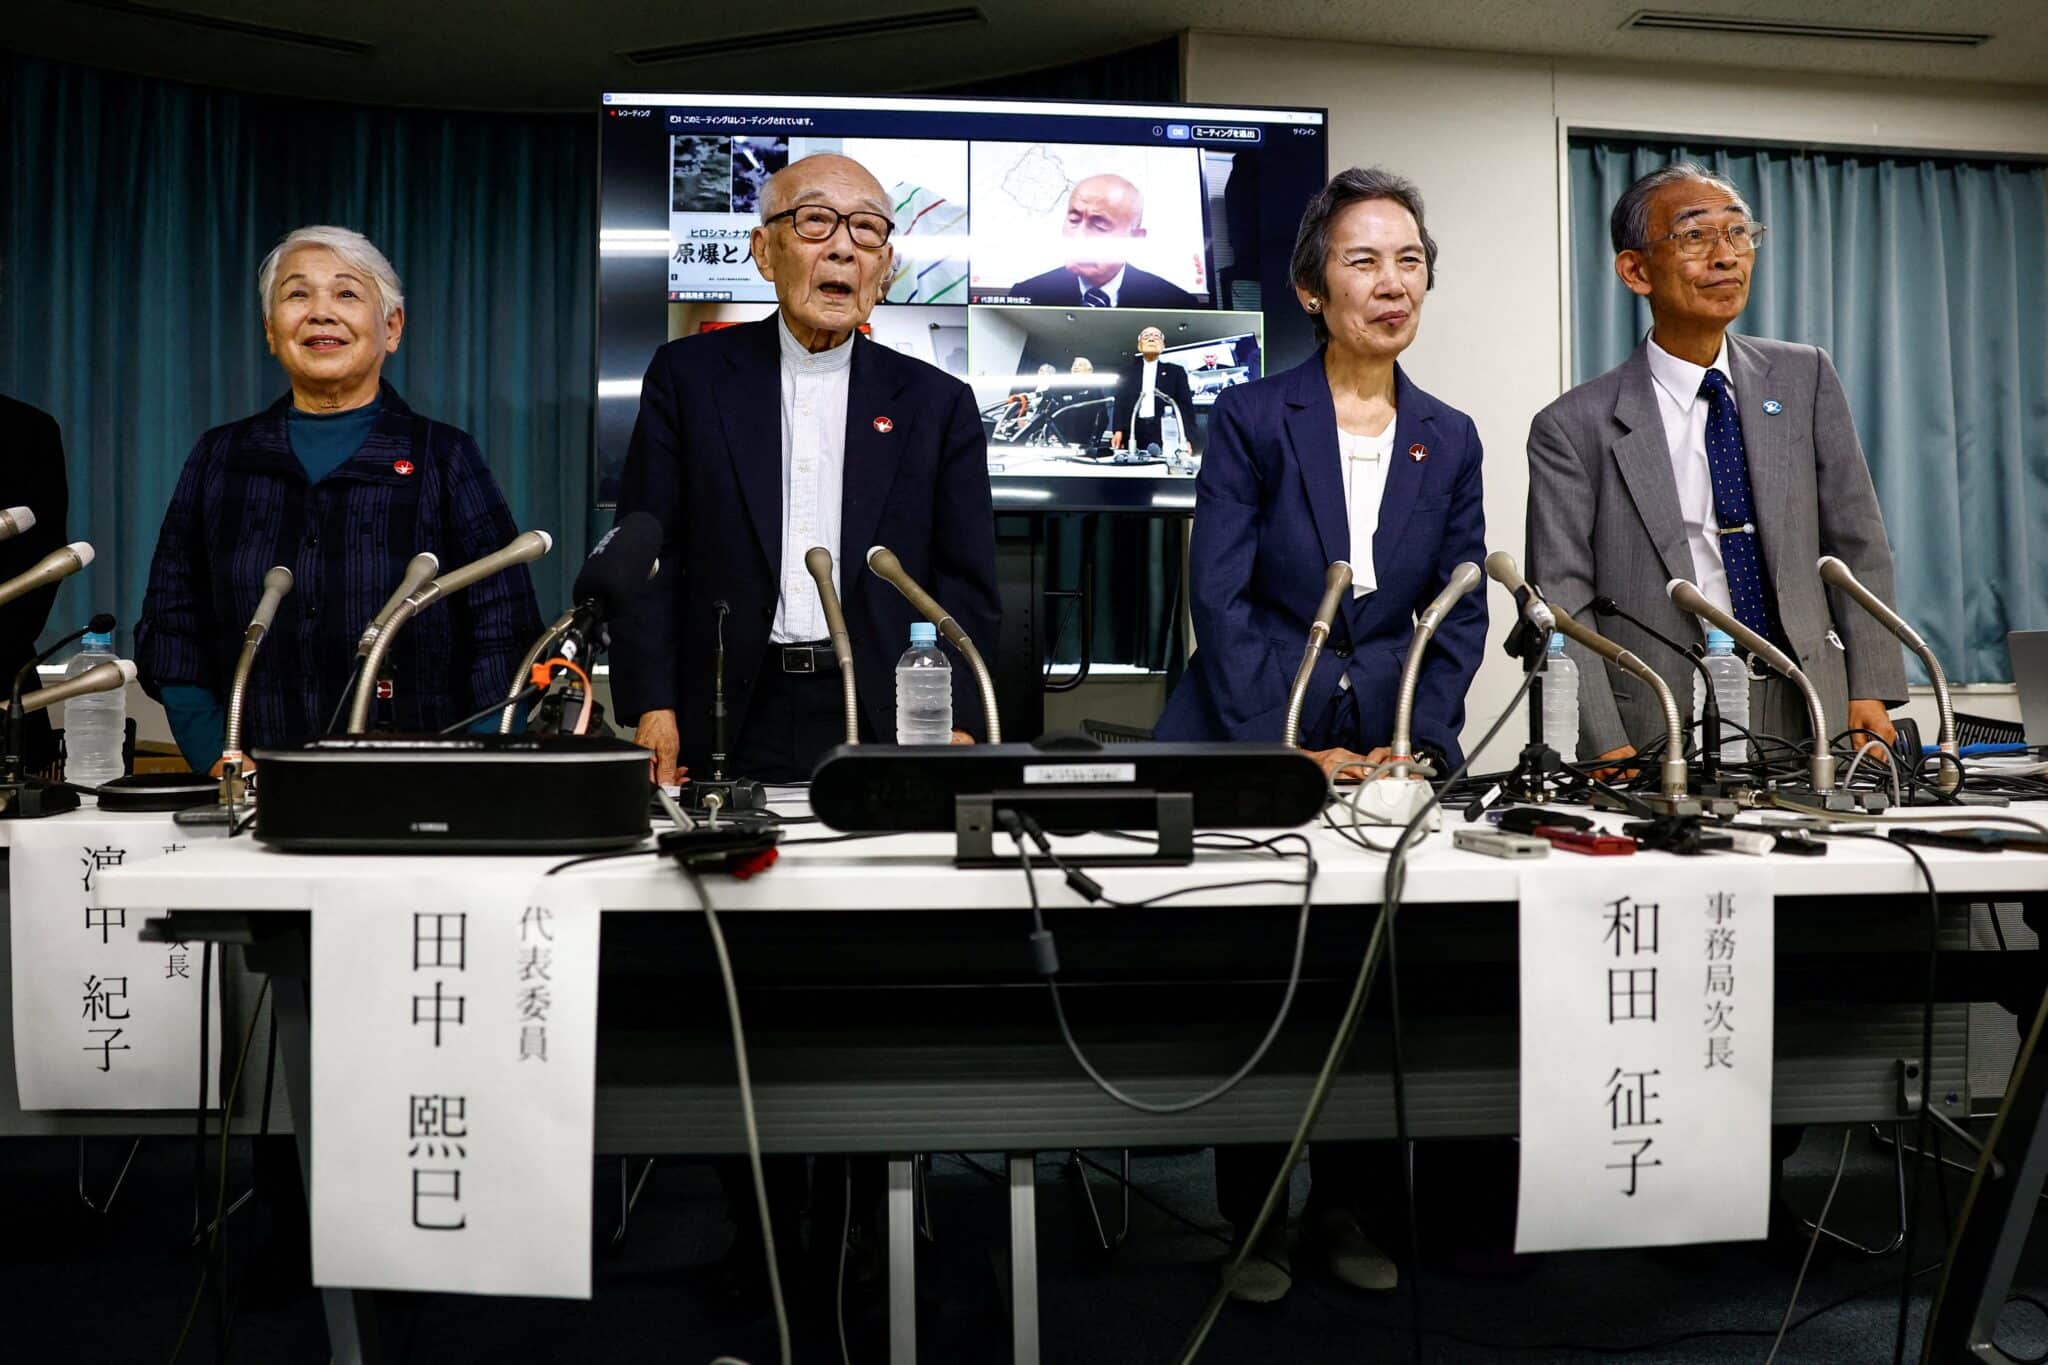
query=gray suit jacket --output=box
[1525,334,1908,756]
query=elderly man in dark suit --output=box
[614,153,1000,786]
[1001,173,1206,309]
[1109,325,1197,455]
[1526,161,1905,770]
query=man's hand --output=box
[950,729,973,745]
[1306,745,1407,783]
[1846,698,1897,750]
[1111,431,1125,450]
[634,709,687,786]
[1588,743,1638,782]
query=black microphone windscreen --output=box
[572,512,663,618]
[87,612,116,633]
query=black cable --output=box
[323,660,364,736]
[1816,828,1942,1365]
[436,682,546,736]
[1006,821,1317,1115]
[544,847,661,877]
[1175,666,1538,1365]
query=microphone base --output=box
[173,803,247,828]
[1358,777,1441,832]
[1504,740,1568,805]
[1630,792,1707,819]
[0,779,81,819]
[677,777,768,820]
[1769,784,1891,814]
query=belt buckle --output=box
[782,646,816,675]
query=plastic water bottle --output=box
[894,621,953,745]
[1698,628,1751,766]
[1541,631,1579,764]
[62,630,127,788]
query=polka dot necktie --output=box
[1082,286,1111,308]
[1698,369,1778,641]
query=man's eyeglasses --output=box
[1644,222,1768,259]
[765,205,893,249]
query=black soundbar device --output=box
[810,737,1328,866]
[251,734,651,853]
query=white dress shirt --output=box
[1336,422,1395,692]
[1645,334,1736,618]
[771,312,852,643]
[1138,357,1158,418]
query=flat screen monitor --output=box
[597,92,1329,512]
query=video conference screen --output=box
[596,93,1328,512]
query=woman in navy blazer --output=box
[1157,168,1486,1303]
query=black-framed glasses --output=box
[1645,222,1768,259]
[764,205,893,248]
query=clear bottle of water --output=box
[1698,628,1751,766]
[63,630,127,788]
[1541,631,1579,764]
[894,621,953,745]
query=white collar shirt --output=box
[772,311,854,643]
[1139,356,1158,418]
[1645,333,1737,621]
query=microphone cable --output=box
[1173,665,1537,1365]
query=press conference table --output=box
[90,800,2048,1365]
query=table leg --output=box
[888,1157,917,1364]
[273,973,381,1365]
[1008,1153,1040,1365]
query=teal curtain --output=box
[1570,136,2048,684]
[0,54,596,649]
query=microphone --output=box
[1282,561,1352,749]
[0,506,36,541]
[218,567,295,801]
[867,545,1000,743]
[711,599,731,780]
[355,552,440,654]
[0,541,94,609]
[18,659,136,716]
[806,547,859,746]
[1668,579,1835,795]
[6,611,118,780]
[1388,561,1483,779]
[1482,550,1557,636]
[348,531,555,733]
[1817,556,1956,790]
[498,515,663,734]
[1592,595,1725,783]
[1547,602,1690,799]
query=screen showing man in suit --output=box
[1111,326,1196,454]
[1526,160,1907,772]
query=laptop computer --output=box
[2011,630,2048,745]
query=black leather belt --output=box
[776,641,840,674]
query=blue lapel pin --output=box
[1761,399,1783,415]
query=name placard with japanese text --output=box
[10,814,223,1110]
[310,873,598,1299]
[1515,860,1774,1253]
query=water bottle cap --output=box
[909,621,937,645]
[81,632,114,651]
[1705,628,1735,653]
[1546,631,1565,655]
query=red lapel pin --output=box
[873,416,894,434]
[393,459,416,476]
[1407,444,1428,463]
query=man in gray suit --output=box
[1527,161,1906,772]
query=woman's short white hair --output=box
[257,225,405,322]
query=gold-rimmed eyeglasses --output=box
[764,205,894,249]
[1644,222,1768,259]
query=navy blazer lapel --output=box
[839,336,910,599]
[1609,342,1697,587]
[1726,335,1792,592]
[1368,365,1434,585]
[713,317,784,573]
[1281,355,1349,567]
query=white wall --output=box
[1184,34,2046,762]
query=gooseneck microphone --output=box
[218,566,295,802]
[710,600,731,781]
[806,548,859,746]
[355,552,440,655]
[348,531,554,733]
[1668,578,1835,795]
[1592,595,1724,782]
[1817,556,1956,791]
[1483,550,1556,636]
[1387,562,1483,778]
[1281,561,1352,749]
[18,659,136,716]
[1546,601,1691,799]
[0,506,37,542]
[0,541,95,609]
[866,545,1001,744]
[499,514,663,733]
